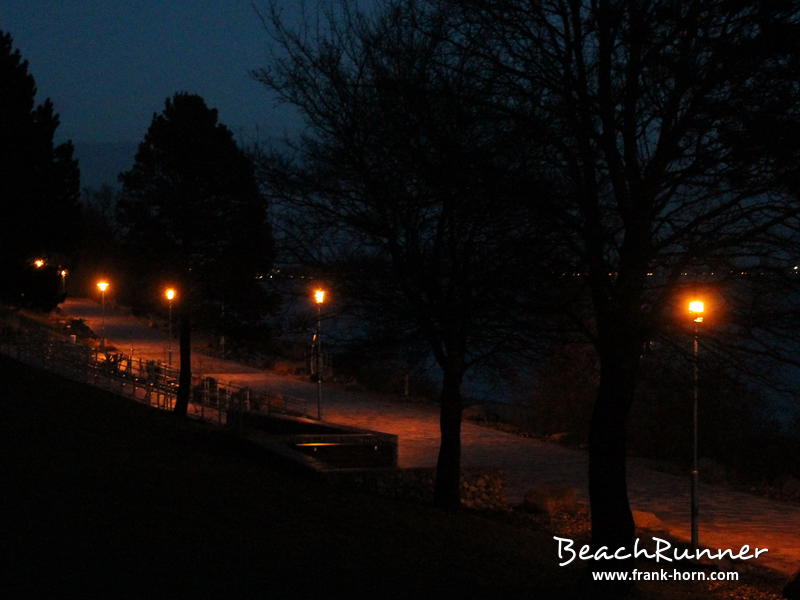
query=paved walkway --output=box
[57,298,800,575]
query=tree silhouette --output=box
[119,93,273,416]
[0,30,80,307]
[256,1,550,509]
[258,0,800,552]
[449,0,800,559]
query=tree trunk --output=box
[173,299,191,417]
[434,362,464,510]
[587,318,642,594]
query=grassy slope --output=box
[1,354,785,599]
[0,355,572,598]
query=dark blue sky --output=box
[2,1,306,185]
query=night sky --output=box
[1,0,305,187]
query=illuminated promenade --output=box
[60,297,800,576]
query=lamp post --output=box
[60,269,68,294]
[313,288,326,420]
[97,281,110,350]
[688,299,704,551]
[165,288,176,366]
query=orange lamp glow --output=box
[688,300,704,322]
[96,281,110,293]
[314,289,326,304]
[33,258,45,268]
[165,288,176,301]
[60,269,68,278]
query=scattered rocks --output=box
[461,471,507,511]
[707,579,785,600]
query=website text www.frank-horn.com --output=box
[591,568,739,582]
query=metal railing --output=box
[0,324,318,424]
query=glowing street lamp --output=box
[312,288,327,419]
[164,288,177,366]
[33,258,45,269]
[60,269,68,294]
[97,281,110,350]
[688,298,705,551]
[689,300,704,322]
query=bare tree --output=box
[446,0,800,555]
[254,0,550,509]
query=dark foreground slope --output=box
[2,354,787,600]
[0,354,570,598]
